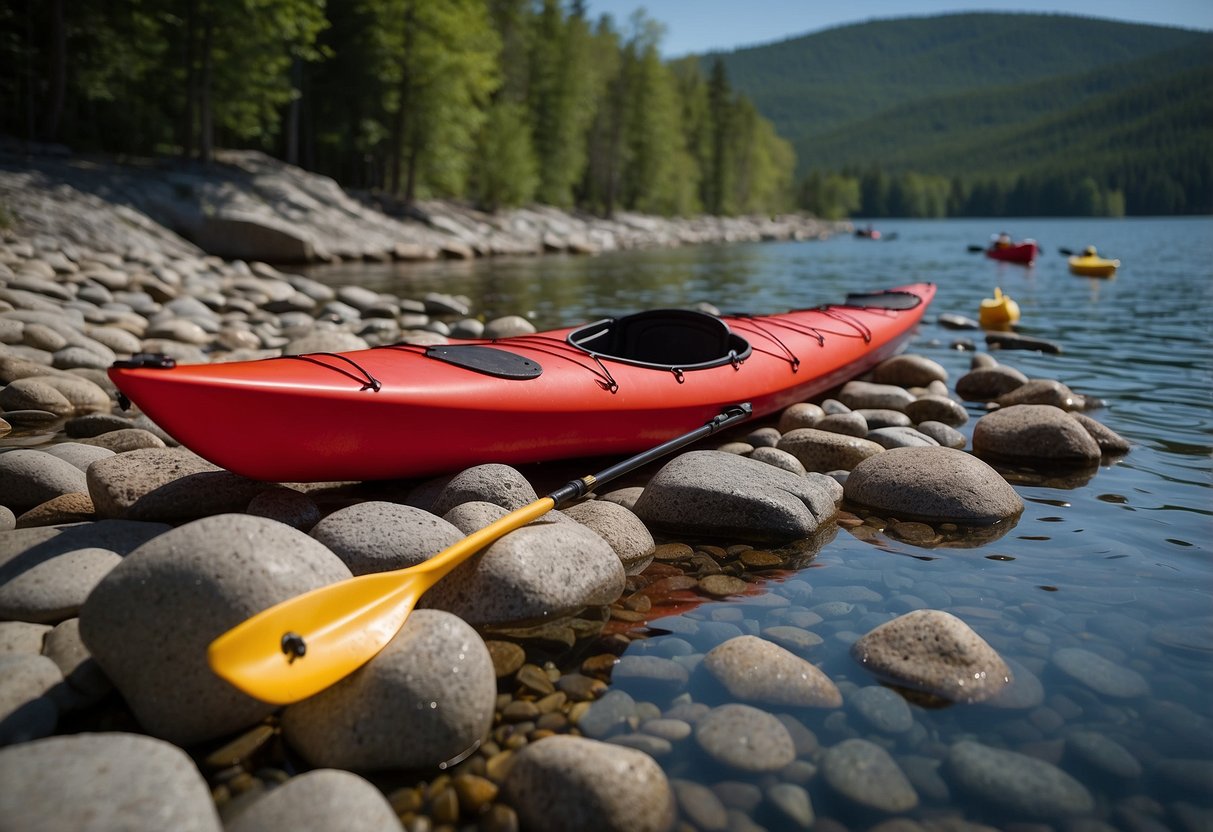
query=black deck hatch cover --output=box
[424,345,543,379]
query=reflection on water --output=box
[307,218,1212,828]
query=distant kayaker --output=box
[1083,245,1097,256]
[994,232,1012,249]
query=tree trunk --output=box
[182,0,198,160]
[285,57,302,165]
[39,0,66,141]
[199,13,214,163]
[388,6,416,197]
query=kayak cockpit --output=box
[568,309,752,370]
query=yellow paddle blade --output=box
[208,572,422,705]
[207,497,557,705]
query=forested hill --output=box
[713,13,1213,216]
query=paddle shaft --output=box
[207,403,752,704]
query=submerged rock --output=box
[702,635,842,708]
[947,740,1094,819]
[850,609,1012,703]
[503,735,675,832]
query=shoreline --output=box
[0,147,845,267]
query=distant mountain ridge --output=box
[710,13,1213,214]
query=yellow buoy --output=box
[979,287,1020,328]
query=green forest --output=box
[0,0,793,218]
[2,3,1210,219]
[720,13,1213,218]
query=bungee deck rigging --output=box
[108,283,934,481]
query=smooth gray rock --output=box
[577,689,638,740]
[633,450,839,544]
[851,609,1012,703]
[1052,646,1150,698]
[421,520,624,625]
[483,315,536,338]
[916,420,967,449]
[973,404,1101,462]
[310,501,464,575]
[43,618,112,709]
[282,610,495,772]
[1071,412,1131,454]
[871,354,948,387]
[226,769,404,832]
[695,704,796,772]
[777,402,825,432]
[776,428,885,472]
[996,378,1080,409]
[0,654,62,744]
[0,377,74,416]
[561,500,655,574]
[955,365,1028,401]
[749,446,807,476]
[429,463,539,515]
[816,411,869,437]
[283,329,369,354]
[78,427,167,453]
[86,447,270,520]
[703,635,841,707]
[504,735,675,832]
[41,441,116,471]
[0,505,14,531]
[855,408,912,429]
[745,426,782,448]
[79,514,352,745]
[0,732,223,832]
[25,374,111,414]
[849,685,915,733]
[837,380,916,412]
[0,545,122,624]
[905,394,969,427]
[947,740,1094,819]
[865,426,941,450]
[441,500,509,533]
[0,621,50,656]
[0,449,89,514]
[246,487,321,530]
[1065,731,1142,780]
[822,738,918,813]
[844,446,1023,523]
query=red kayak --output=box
[109,283,935,482]
[985,241,1038,264]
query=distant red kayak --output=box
[110,283,935,482]
[985,241,1038,264]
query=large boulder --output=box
[282,610,495,772]
[843,446,1023,524]
[79,514,352,745]
[973,405,1101,462]
[633,450,840,544]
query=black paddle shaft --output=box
[547,403,752,506]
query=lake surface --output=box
[310,218,1213,828]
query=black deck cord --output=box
[491,334,620,393]
[728,316,804,372]
[278,353,382,391]
[815,307,874,344]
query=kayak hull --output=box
[985,242,1038,264]
[1068,255,1119,278]
[110,283,935,481]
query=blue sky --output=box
[584,1,1213,57]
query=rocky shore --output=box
[3,166,1188,832]
[0,148,842,266]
